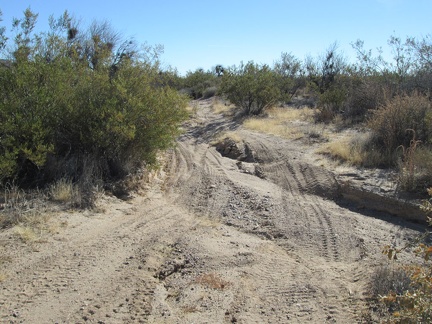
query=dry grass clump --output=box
[318,132,385,167]
[211,131,243,146]
[0,184,46,228]
[369,264,412,297]
[0,184,56,243]
[398,139,432,192]
[269,106,315,121]
[244,106,315,139]
[364,264,413,321]
[319,139,364,165]
[195,272,230,290]
[14,225,40,242]
[13,212,53,243]
[49,178,78,203]
[211,99,236,116]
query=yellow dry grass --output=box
[13,213,54,243]
[211,131,243,146]
[267,106,315,122]
[14,225,40,242]
[317,132,384,167]
[49,178,77,203]
[243,107,316,139]
[211,100,236,115]
[318,139,365,165]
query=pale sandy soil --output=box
[0,99,427,323]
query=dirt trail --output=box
[0,99,426,323]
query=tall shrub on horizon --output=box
[219,61,280,115]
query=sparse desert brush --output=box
[368,93,432,165]
[398,137,432,192]
[219,61,281,115]
[377,209,432,323]
[0,184,53,239]
[369,264,412,298]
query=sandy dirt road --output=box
[0,99,425,323]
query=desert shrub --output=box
[368,93,432,165]
[370,264,412,297]
[343,76,387,122]
[379,222,432,322]
[374,193,432,323]
[273,52,305,102]
[220,61,281,115]
[202,86,217,99]
[303,43,351,123]
[0,9,188,194]
[180,68,218,99]
[316,86,347,122]
[398,137,432,192]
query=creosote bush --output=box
[180,68,219,99]
[0,9,188,198]
[219,61,281,115]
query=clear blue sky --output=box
[1,0,431,74]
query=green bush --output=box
[202,86,217,99]
[273,52,305,102]
[180,68,218,99]
[219,61,281,115]
[0,9,188,191]
[316,85,347,122]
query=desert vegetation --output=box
[369,193,432,323]
[0,9,188,207]
[1,6,432,323]
[197,36,432,195]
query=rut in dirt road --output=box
[163,99,423,323]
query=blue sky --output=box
[1,0,431,74]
